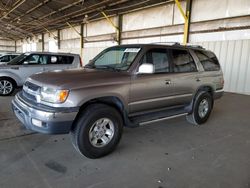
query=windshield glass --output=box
[7,53,27,65]
[86,47,141,71]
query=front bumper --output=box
[12,92,79,134]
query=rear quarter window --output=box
[195,50,220,71]
[49,55,74,64]
[171,49,197,73]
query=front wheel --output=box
[0,78,15,96]
[186,92,213,125]
[70,104,123,159]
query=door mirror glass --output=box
[138,63,154,74]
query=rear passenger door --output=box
[169,49,200,105]
[44,55,75,72]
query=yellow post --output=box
[66,21,83,59]
[175,0,189,45]
[101,11,120,43]
[42,26,57,39]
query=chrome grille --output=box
[24,81,40,92]
[22,81,41,102]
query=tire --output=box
[186,92,213,125]
[70,103,123,159]
[0,78,15,96]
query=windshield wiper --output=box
[84,64,96,69]
[95,65,120,72]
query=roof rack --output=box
[151,42,181,46]
[185,43,205,49]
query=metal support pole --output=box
[15,40,17,52]
[57,29,60,50]
[118,14,123,45]
[80,23,84,60]
[175,0,192,45]
[185,0,192,43]
[41,33,44,52]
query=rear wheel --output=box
[186,92,213,125]
[0,78,15,96]
[70,103,123,159]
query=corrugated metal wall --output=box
[197,40,250,95]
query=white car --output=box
[0,52,82,96]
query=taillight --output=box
[79,57,83,67]
[221,78,224,87]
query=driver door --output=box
[129,48,176,114]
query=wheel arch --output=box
[72,96,130,130]
[0,76,17,87]
[186,85,214,113]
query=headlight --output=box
[40,87,69,103]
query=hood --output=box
[28,68,131,89]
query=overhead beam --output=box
[0,0,26,20]
[11,0,51,23]
[19,0,117,32]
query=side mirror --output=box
[88,59,93,64]
[138,63,154,74]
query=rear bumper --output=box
[12,93,78,134]
[214,89,224,100]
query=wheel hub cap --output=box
[89,118,115,148]
[198,99,209,118]
[0,80,13,95]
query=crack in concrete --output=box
[0,132,38,142]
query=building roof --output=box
[0,0,172,40]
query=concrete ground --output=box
[0,93,250,188]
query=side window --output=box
[49,56,74,64]
[140,49,170,73]
[22,54,40,65]
[171,49,197,73]
[39,55,49,65]
[0,55,10,62]
[195,50,220,71]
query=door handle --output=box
[165,80,171,85]
[196,77,201,82]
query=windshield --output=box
[7,53,27,65]
[86,47,141,71]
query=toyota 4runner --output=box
[12,44,224,158]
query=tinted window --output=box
[0,55,10,62]
[195,50,220,71]
[49,55,74,64]
[141,49,170,73]
[22,54,40,65]
[22,54,48,65]
[171,49,197,73]
[11,55,18,59]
